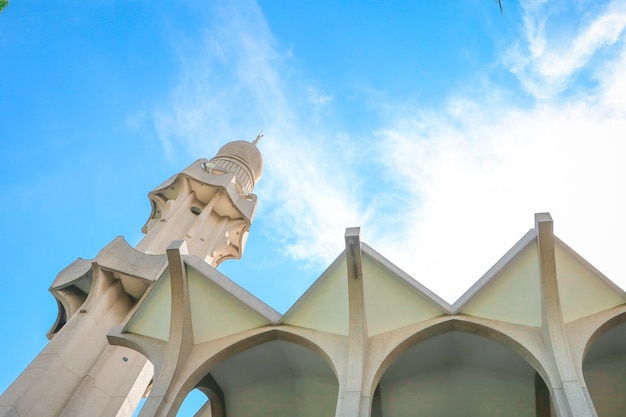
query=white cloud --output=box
[375,98,626,301]
[151,0,368,267]
[372,1,626,302]
[507,0,626,99]
[151,0,626,304]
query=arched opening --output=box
[583,321,626,417]
[177,339,339,417]
[175,389,209,416]
[375,330,550,417]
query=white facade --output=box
[1,141,626,417]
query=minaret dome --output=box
[207,139,263,195]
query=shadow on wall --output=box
[177,339,338,417]
[584,321,626,417]
[375,331,547,417]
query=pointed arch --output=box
[582,309,626,417]
[174,329,340,417]
[370,318,552,417]
[372,319,550,391]
[582,309,626,360]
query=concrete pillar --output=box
[58,348,153,417]
[336,228,369,417]
[535,213,597,417]
[137,241,193,417]
[0,271,148,417]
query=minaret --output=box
[136,138,263,266]
[0,139,263,417]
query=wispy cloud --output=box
[374,0,626,301]
[151,0,285,159]
[375,98,626,301]
[152,0,367,267]
[505,0,626,99]
[151,0,626,303]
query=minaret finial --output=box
[253,131,263,145]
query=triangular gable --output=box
[555,238,626,323]
[361,245,449,336]
[455,231,542,327]
[123,256,279,343]
[282,253,349,336]
[185,261,276,343]
[125,270,172,342]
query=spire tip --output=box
[253,131,264,145]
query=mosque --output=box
[1,139,625,417]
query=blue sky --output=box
[2,0,626,412]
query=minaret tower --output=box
[136,137,263,265]
[0,138,263,417]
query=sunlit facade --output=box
[1,140,625,417]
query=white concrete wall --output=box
[224,375,337,417]
[584,353,626,417]
[380,365,535,417]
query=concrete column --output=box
[0,270,145,417]
[336,228,368,417]
[138,241,194,417]
[535,213,597,417]
[58,347,153,417]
